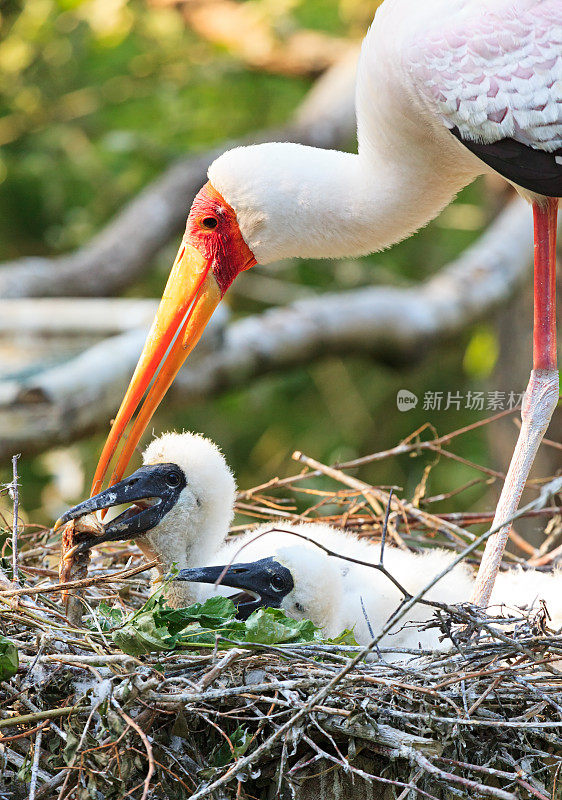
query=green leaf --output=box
[63,731,80,765]
[0,635,18,681]
[212,726,251,767]
[111,594,239,655]
[111,592,330,655]
[96,602,126,631]
[244,608,318,644]
[113,611,175,656]
[157,595,238,634]
[327,628,358,646]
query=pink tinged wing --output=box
[407,0,562,153]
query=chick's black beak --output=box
[53,463,186,553]
[174,557,294,620]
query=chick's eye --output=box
[201,216,218,230]
[271,574,285,591]
[295,602,304,612]
[166,471,181,488]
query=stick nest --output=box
[1,414,562,800]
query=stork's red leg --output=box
[533,198,558,371]
[471,198,559,607]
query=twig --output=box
[212,525,415,600]
[411,751,516,800]
[34,771,67,800]
[196,649,245,691]
[379,488,393,564]
[1,683,67,742]
[0,745,51,785]
[292,450,472,544]
[11,454,20,585]
[237,408,519,501]
[28,726,43,800]
[301,734,442,800]
[0,706,76,730]
[111,698,155,800]
[0,558,159,598]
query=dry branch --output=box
[0,197,538,459]
[0,298,159,337]
[0,51,358,300]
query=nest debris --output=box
[1,413,562,800]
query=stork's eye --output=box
[201,216,218,230]
[270,574,286,592]
[166,471,182,488]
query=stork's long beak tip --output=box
[92,242,221,494]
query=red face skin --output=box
[186,181,257,295]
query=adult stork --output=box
[92,0,562,607]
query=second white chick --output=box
[181,527,562,659]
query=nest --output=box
[1,414,562,800]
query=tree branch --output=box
[0,197,536,460]
[0,298,159,338]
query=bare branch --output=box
[11,454,20,586]
[0,298,159,338]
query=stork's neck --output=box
[210,137,480,265]
[315,148,467,258]
[137,504,231,606]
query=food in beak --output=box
[54,463,186,554]
[58,512,105,626]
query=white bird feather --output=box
[129,432,562,661]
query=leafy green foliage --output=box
[0,635,19,681]
[0,0,308,260]
[244,606,318,644]
[109,591,355,656]
[96,601,127,631]
[212,725,252,768]
[326,628,357,646]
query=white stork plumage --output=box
[58,431,562,660]
[92,0,562,607]
[56,432,237,608]
[180,535,562,658]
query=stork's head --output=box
[91,142,361,492]
[56,431,236,572]
[176,538,344,632]
[272,544,345,632]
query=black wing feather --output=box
[450,127,562,198]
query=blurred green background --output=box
[0,0,532,529]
